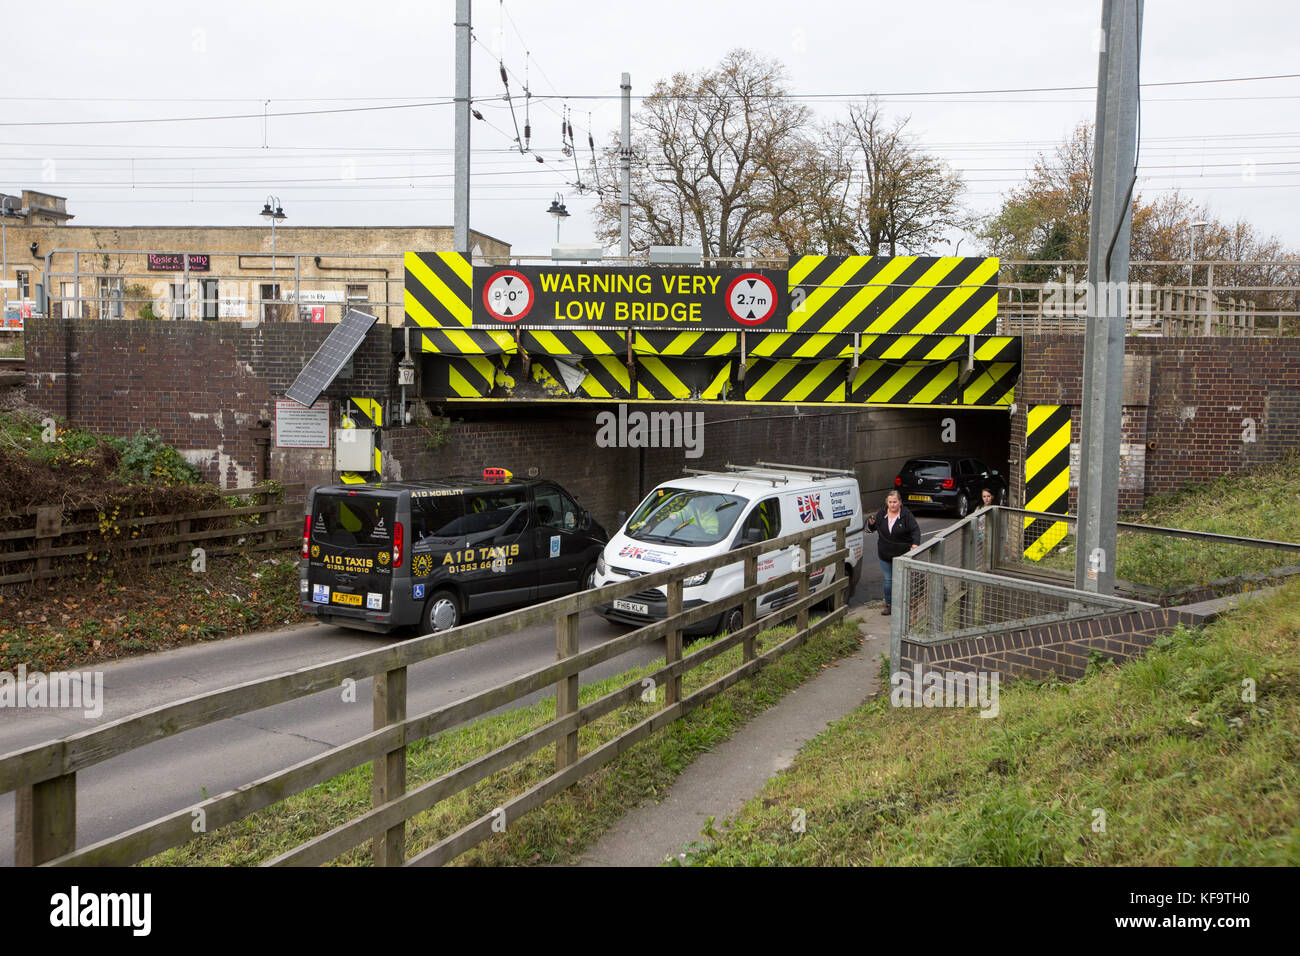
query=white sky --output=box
[3,0,1297,256]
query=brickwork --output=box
[25,317,393,489]
[1012,335,1300,511]
[898,606,1209,682]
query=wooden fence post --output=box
[555,610,579,770]
[796,538,810,633]
[372,666,407,866]
[15,773,76,866]
[742,552,758,662]
[665,580,683,706]
[834,526,847,610]
[33,506,61,585]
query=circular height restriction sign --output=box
[725,273,779,326]
[483,270,534,322]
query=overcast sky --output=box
[4,0,1297,256]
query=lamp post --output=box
[260,197,286,279]
[546,193,569,244]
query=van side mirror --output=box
[580,510,591,531]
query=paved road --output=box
[0,509,955,865]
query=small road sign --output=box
[725,273,779,326]
[482,270,534,322]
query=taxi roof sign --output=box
[483,467,513,484]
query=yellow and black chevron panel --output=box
[962,362,1017,406]
[405,251,473,328]
[416,327,516,356]
[747,332,854,361]
[1023,404,1072,561]
[858,333,966,362]
[530,355,632,399]
[635,356,731,400]
[849,360,959,405]
[973,335,1020,363]
[421,355,503,399]
[632,330,737,357]
[788,255,998,336]
[521,329,625,356]
[744,359,846,403]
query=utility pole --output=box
[620,72,632,259]
[1075,0,1143,594]
[454,0,472,254]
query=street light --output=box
[1188,220,1209,287]
[260,196,286,279]
[546,193,569,244]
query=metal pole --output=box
[453,0,472,254]
[620,72,632,258]
[1075,0,1143,594]
[0,196,15,316]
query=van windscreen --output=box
[626,488,746,546]
[312,494,395,549]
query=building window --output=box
[98,277,124,319]
[171,282,188,320]
[60,281,80,318]
[346,283,369,303]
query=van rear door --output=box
[308,492,396,614]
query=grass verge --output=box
[1022,452,1300,592]
[677,578,1300,866]
[149,615,863,866]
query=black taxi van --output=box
[300,471,607,634]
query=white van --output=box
[593,464,864,636]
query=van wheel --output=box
[717,606,744,637]
[423,589,462,633]
[581,561,596,591]
[955,492,970,519]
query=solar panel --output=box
[284,309,379,407]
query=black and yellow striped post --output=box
[340,398,384,485]
[1023,404,1072,560]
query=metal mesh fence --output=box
[989,508,1300,599]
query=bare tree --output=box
[842,99,969,256]
[592,50,809,258]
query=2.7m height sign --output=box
[473,265,781,329]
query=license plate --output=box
[908,495,931,502]
[331,592,363,607]
[613,599,649,615]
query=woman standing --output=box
[866,491,921,615]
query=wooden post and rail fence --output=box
[0,482,304,588]
[1,519,850,867]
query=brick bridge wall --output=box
[1012,334,1300,513]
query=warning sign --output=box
[471,265,786,329]
[482,270,534,322]
[725,273,779,325]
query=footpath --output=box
[578,603,890,867]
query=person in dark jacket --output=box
[866,490,921,615]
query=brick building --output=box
[0,189,510,326]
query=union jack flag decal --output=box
[797,494,823,523]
